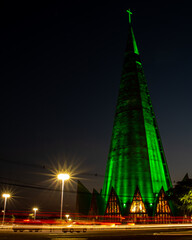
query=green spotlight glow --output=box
[102,12,172,211]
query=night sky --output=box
[1,1,192,212]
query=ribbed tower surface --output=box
[102,14,172,208]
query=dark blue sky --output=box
[0,1,192,211]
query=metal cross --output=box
[126,9,132,24]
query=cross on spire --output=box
[126,9,132,24]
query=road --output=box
[1,225,192,240]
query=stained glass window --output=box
[155,188,171,223]
[130,187,147,213]
[105,187,121,219]
[156,188,171,213]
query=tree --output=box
[167,173,192,215]
[179,190,192,215]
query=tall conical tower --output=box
[102,11,172,214]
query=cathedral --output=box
[76,11,173,222]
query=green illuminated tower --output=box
[102,11,172,214]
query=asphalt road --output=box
[1,228,192,240]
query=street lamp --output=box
[33,208,38,220]
[2,193,11,225]
[65,214,69,221]
[57,173,70,220]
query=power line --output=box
[0,180,157,200]
[0,181,75,193]
[0,158,46,169]
[0,158,105,178]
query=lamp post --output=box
[2,193,10,225]
[33,208,38,220]
[57,173,70,220]
[65,214,69,221]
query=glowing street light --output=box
[65,214,69,221]
[57,173,70,220]
[2,193,11,225]
[33,208,38,220]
